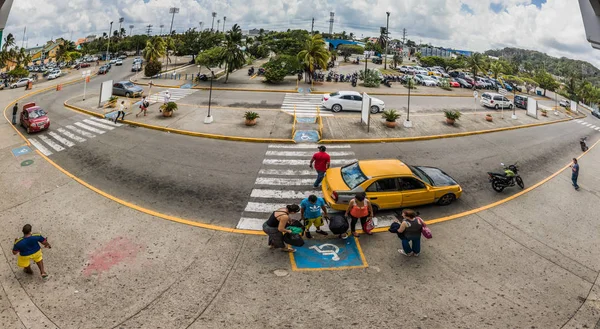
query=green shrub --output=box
[444,110,462,120]
[144,60,162,77]
[381,109,401,122]
[244,111,260,120]
[359,69,380,88]
[439,78,452,91]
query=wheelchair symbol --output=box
[300,133,310,141]
[309,243,340,261]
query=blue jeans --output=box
[402,237,421,254]
[314,171,325,187]
[572,174,579,189]
[12,114,16,125]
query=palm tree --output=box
[489,61,504,80]
[392,53,402,68]
[467,52,485,84]
[349,32,354,40]
[297,34,330,82]
[2,33,15,52]
[143,36,166,63]
[220,24,246,83]
[378,28,388,50]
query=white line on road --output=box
[258,169,317,176]
[57,128,86,142]
[38,135,65,152]
[268,144,351,149]
[28,138,53,156]
[66,125,97,138]
[88,117,123,127]
[245,202,289,213]
[263,159,356,166]
[83,119,115,130]
[255,177,316,186]
[250,189,321,199]
[74,122,105,134]
[48,131,75,147]
[265,151,354,157]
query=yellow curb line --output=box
[320,116,584,144]
[62,98,295,144]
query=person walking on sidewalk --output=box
[571,158,580,190]
[309,146,330,188]
[160,91,171,113]
[300,194,329,239]
[12,102,18,125]
[345,193,373,237]
[136,96,149,117]
[263,205,300,252]
[395,209,422,257]
[12,224,51,278]
[115,101,126,123]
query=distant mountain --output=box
[484,47,600,85]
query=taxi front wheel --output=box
[437,193,456,206]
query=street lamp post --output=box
[405,77,413,127]
[118,17,124,37]
[199,21,203,31]
[160,24,164,36]
[106,21,113,62]
[384,12,390,70]
[217,19,220,32]
[165,7,179,72]
[129,25,134,36]
[211,12,217,31]
[204,70,215,124]
[223,16,226,33]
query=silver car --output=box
[11,78,32,88]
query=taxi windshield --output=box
[340,162,367,189]
[28,109,46,119]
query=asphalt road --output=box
[20,61,598,228]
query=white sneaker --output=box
[398,249,409,257]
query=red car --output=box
[449,79,460,88]
[80,62,91,68]
[20,102,50,134]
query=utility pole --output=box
[311,17,314,36]
[329,12,335,35]
[21,26,26,48]
[401,28,407,58]
[106,21,113,61]
[211,12,217,31]
[384,11,390,69]
[223,16,226,33]
[146,24,153,36]
[217,19,220,32]
[129,25,134,36]
[199,21,203,31]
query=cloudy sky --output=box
[4,0,599,66]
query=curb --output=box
[320,115,585,144]
[63,99,296,144]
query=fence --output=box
[291,105,297,138]
[317,106,323,139]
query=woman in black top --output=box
[263,204,300,252]
[395,209,423,257]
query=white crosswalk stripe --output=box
[281,92,332,117]
[237,143,374,231]
[27,117,124,157]
[146,88,197,103]
[88,116,123,127]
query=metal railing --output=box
[317,105,323,139]
[291,105,297,138]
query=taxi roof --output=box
[358,159,412,177]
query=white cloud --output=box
[4,0,600,66]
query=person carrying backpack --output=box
[345,193,373,237]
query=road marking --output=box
[268,144,351,149]
[74,122,105,134]
[585,123,592,127]
[38,135,65,152]
[57,128,86,142]
[263,159,356,166]
[591,125,597,129]
[596,127,600,131]
[88,116,123,127]
[28,138,52,156]
[66,125,97,138]
[250,189,321,199]
[48,131,75,147]
[265,151,355,157]
[83,119,115,130]
[245,202,289,213]
[236,214,397,231]
[255,177,316,186]
[258,169,317,176]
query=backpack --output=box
[283,233,304,247]
[328,215,349,235]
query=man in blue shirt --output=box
[571,158,580,190]
[300,194,329,238]
[12,224,51,278]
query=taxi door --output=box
[364,177,402,210]
[398,177,435,207]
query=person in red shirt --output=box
[310,146,330,188]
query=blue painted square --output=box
[297,117,316,124]
[181,83,192,89]
[294,130,319,143]
[12,146,32,157]
[104,111,117,120]
[292,237,367,270]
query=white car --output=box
[322,91,386,114]
[480,92,513,109]
[11,78,32,88]
[559,99,570,107]
[418,76,437,86]
[115,59,123,66]
[110,59,117,64]
[398,65,409,73]
[47,72,60,80]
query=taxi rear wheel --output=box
[437,193,456,206]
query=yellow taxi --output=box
[322,159,462,212]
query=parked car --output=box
[322,159,462,211]
[455,78,472,88]
[131,64,142,72]
[47,70,61,80]
[371,57,382,64]
[481,92,513,109]
[322,91,385,113]
[80,62,91,68]
[112,81,144,98]
[592,109,600,119]
[449,79,460,88]
[115,59,123,66]
[98,66,109,75]
[20,102,50,134]
[500,80,513,91]
[11,78,32,89]
[514,95,528,109]
[420,76,438,87]
[398,65,409,73]
[559,99,569,107]
[110,59,117,64]
[118,54,127,59]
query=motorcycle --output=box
[248,67,255,76]
[580,137,589,152]
[382,79,392,87]
[197,74,208,81]
[351,77,357,87]
[487,163,524,192]
[257,67,266,75]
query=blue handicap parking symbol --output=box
[297,117,316,124]
[104,111,117,120]
[290,237,368,271]
[293,130,319,143]
[12,146,32,157]
[181,83,193,89]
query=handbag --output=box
[418,217,432,239]
[363,218,375,234]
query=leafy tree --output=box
[2,33,15,52]
[533,69,559,96]
[359,68,380,87]
[467,52,485,82]
[144,60,162,77]
[297,34,330,82]
[262,55,302,83]
[143,36,166,63]
[8,66,29,78]
[265,30,309,56]
[392,53,402,68]
[337,44,364,62]
[365,42,382,54]
[444,57,465,72]
[196,46,223,71]
[220,24,246,83]
[419,56,446,68]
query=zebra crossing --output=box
[236,143,397,231]
[146,88,197,104]
[281,93,332,117]
[28,117,123,156]
[575,119,600,131]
